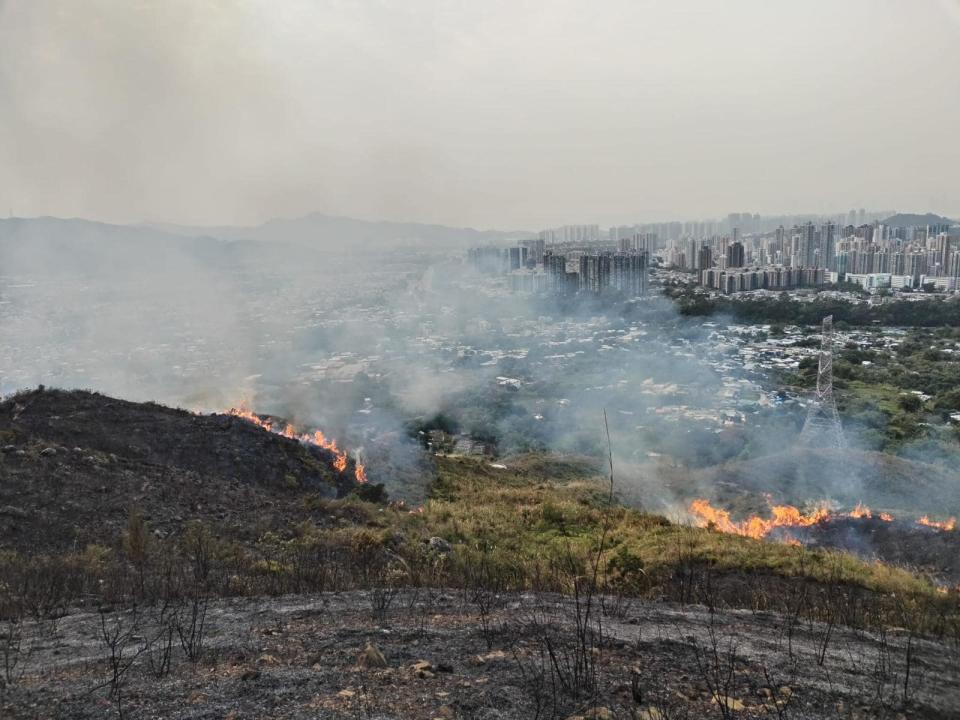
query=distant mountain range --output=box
[144,212,532,249]
[0,215,236,277]
[880,212,956,228]
[0,213,531,277]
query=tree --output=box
[897,394,923,413]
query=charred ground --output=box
[0,388,370,553]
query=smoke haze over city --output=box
[1,0,959,229]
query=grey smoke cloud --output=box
[1,1,959,228]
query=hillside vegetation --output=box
[1,391,954,631]
[3,390,960,718]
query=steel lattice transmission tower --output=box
[799,315,846,448]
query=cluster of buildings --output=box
[841,272,958,293]
[701,266,827,294]
[536,224,601,245]
[468,245,533,274]
[470,214,959,297]
[608,209,892,249]
[468,229,650,298]
[664,218,959,295]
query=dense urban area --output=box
[476,211,960,297]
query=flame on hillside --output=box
[355,458,368,483]
[226,406,367,484]
[689,498,954,542]
[687,498,829,540]
[918,515,957,531]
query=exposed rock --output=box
[712,696,745,712]
[472,649,508,666]
[39,447,57,456]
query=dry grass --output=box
[424,454,942,600]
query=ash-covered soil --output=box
[3,590,958,719]
[0,388,364,553]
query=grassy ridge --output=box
[425,454,939,600]
[2,451,955,637]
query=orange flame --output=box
[688,498,830,540]
[918,515,957,531]
[226,406,367,483]
[690,498,954,541]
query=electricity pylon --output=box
[798,315,846,449]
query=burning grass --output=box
[687,497,954,541]
[423,455,946,601]
[226,405,367,484]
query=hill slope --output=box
[148,211,532,249]
[0,216,228,277]
[881,212,956,228]
[0,388,362,552]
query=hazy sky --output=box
[1,0,959,229]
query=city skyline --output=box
[468,211,960,298]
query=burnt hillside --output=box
[0,388,364,553]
